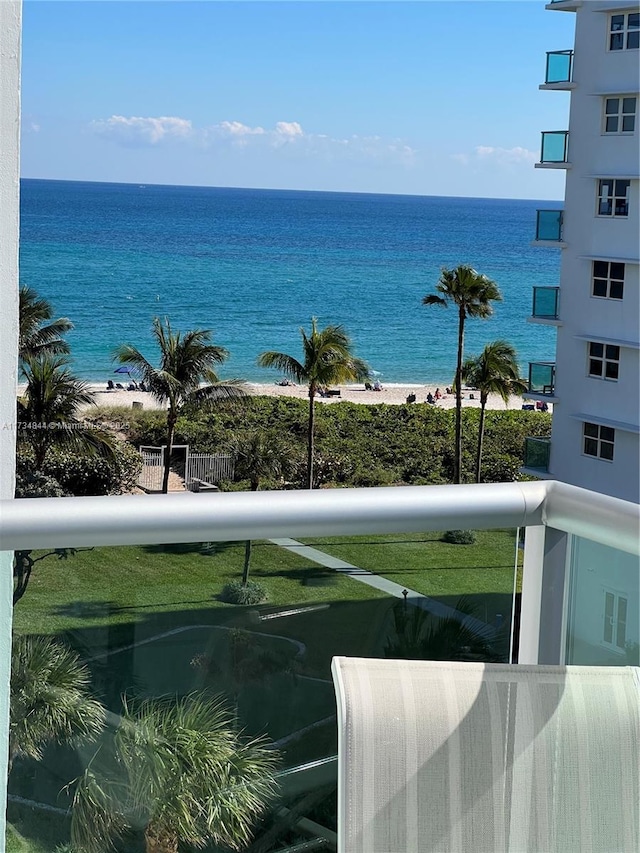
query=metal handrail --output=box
[1,480,638,556]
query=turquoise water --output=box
[19,179,562,383]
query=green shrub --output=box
[220,580,267,605]
[15,466,66,498]
[442,529,477,545]
[42,441,142,496]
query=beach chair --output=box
[106,380,115,390]
[115,383,125,390]
[332,657,640,853]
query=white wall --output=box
[548,0,640,501]
[0,1,21,848]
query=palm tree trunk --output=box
[145,822,178,853]
[454,306,465,484]
[161,411,177,494]
[306,384,316,489]
[242,539,252,585]
[475,397,488,483]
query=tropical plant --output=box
[460,340,528,482]
[18,285,73,366]
[422,265,502,484]
[258,318,370,488]
[229,429,295,584]
[9,635,105,776]
[221,579,267,605]
[70,693,279,853]
[17,356,115,470]
[384,597,501,662]
[114,317,245,493]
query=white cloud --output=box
[89,114,417,166]
[90,115,193,146]
[274,121,304,138]
[453,145,537,168]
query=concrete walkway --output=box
[269,538,495,639]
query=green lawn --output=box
[300,529,522,625]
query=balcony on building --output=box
[526,361,556,398]
[522,437,551,474]
[1,481,639,850]
[533,209,565,247]
[529,286,561,325]
[536,131,570,169]
[540,50,575,90]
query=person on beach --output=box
[434,388,442,400]
[426,392,434,404]
[373,380,383,391]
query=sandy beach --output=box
[84,382,543,413]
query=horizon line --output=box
[20,176,565,205]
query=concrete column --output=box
[0,1,21,849]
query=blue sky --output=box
[21,1,575,198]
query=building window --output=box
[603,96,637,133]
[583,422,615,461]
[588,342,620,380]
[592,261,625,299]
[603,590,627,650]
[609,12,639,51]
[597,179,630,216]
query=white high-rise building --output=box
[523,0,640,503]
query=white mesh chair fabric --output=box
[332,658,640,853]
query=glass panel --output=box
[524,437,550,471]
[605,116,619,133]
[628,31,639,49]
[589,359,603,376]
[545,51,572,84]
[610,15,624,31]
[605,98,619,114]
[622,97,636,113]
[541,131,568,163]
[536,209,563,241]
[584,422,599,438]
[605,345,619,360]
[529,362,555,394]
[566,536,639,665]
[616,597,627,648]
[598,200,613,216]
[604,592,615,644]
[610,33,624,50]
[593,260,608,277]
[532,287,559,318]
[593,279,608,298]
[622,115,636,132]
[614,180,630,196]
[6,527,521,848]
[584,437,598,456]
[605,362,619,380]
[601,426,615,442]
[610,281,624,299]
[610,262,625,280]
[629,13,639,28]
[590,342,604,357]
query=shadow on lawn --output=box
[141,541,236,556]
[51,597,218,619]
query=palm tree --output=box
[461,340,528,483]
[114,317,245,494]
[422,265,502,484]
[18,355,115,470]
[19,285,73,365]
[230,430,294,584]
[9,635,105,776]
[258,318,369,489]
[70,694,279,853]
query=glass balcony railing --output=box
[535,209,564,242]
[528,361,556,395]
[523,437,551,472]
[540,131,569,164]
[544,50,573,84]
[532,286,560,319]
[1,481,639,850]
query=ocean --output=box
[19,179,562,384]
